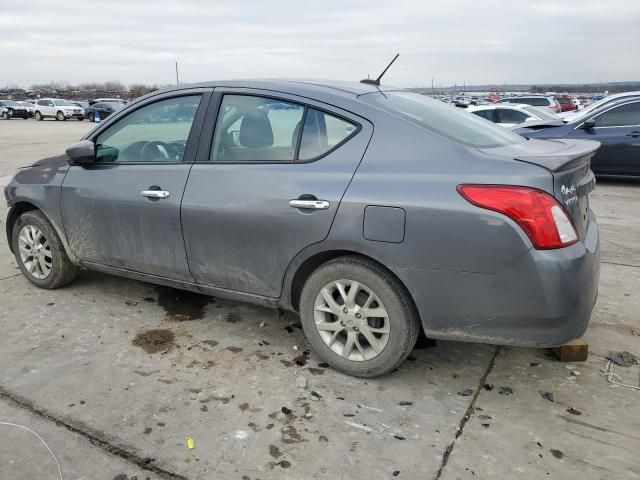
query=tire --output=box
[35,111,43,121]
[299,255,420,377]
[11,210,78,289]
[23,117,29,120]
[56,111,66,121]
[1,111,9,120]
[88,113,95,123]
[77,117,84,121]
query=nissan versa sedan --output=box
[4,80,601,377]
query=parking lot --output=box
[0,119,639,479]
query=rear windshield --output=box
[364,91,524,148]
[521,105,558,120]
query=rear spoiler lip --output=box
[514,139,601,172]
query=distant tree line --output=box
[530,83,640,94]
[0,81,172,101]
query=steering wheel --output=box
[140,141,179,162]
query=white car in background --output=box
[559,90,640,121]
[34,98,85,121]
[467,103,561,128]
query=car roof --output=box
[151,79,404,103]
[566,96,640,124]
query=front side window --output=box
[364,92,524,148]
[211,95,304,162]
[95,95,201,163]
[594,102,640,127]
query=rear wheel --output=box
[12,210,77,289]
[56,111,66,121]
[35,111,43,121]
[299,255,420,377]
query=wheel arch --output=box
[6,201,39,253]
[6,201,79,264]
[285,248,422,328]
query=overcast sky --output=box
[1,0,639,88]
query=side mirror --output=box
[66,140,96,165]
[583,119,596,130]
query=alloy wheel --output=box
[313,279,390,361]
[18,225,53,279]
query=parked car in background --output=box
[89,98,127,106]
[34,99,84,121]
[84,101,125,122]
[4,80,600,377]
[71,100,89,110]
[555,95,575,112]
[17,101,35,117]
[453,96,472,107]
[515,97,640,176]
[559,91,640,121]
[467,103,561,128]
[0,100,31,119]
[495,96,562,114]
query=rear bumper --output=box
[394,210,600,347]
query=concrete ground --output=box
[0,119,638,480]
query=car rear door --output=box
[60,89,211,279]
[181,89,373,298]
[571,100,640,175]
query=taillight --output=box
[457,185,578,249]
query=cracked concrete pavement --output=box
[0,120,638,479]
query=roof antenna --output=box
[360,54,399,86]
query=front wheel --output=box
[12,210,77,289]
[1,111,10,120]
[299,255,420,377]
[56,111,66,121]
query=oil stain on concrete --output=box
[155,286,214,321]
[132,329,176,354]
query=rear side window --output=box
[211,95,304,162]
[496,108,529,124]
[471,109,494,121]
[365,92,524,148]
[299,109,357,161]
[210,95,357,162]
[594,102,640,127]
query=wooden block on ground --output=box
[551,339,589,362]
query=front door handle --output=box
[626,131,640,138]
[141,190,170,199]
[289,199,330,210]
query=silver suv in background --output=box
[496,95,562,114]
[34,98,85,121]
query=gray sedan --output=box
[4,80,600,377]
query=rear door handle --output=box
[141,190,170,199]
[289,199,330,210]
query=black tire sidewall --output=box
[12,211,76,289]
[299,257,419,377]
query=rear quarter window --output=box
[365,92,524,148]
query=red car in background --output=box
[555,95,575,112]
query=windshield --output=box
[364,91,524,148]
[568,94,640,121]
[55,100,76,106]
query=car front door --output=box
[181,90,373,298]
[571,100,640,175]
[60,89,211,279]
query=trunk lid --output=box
[480,138,600,240]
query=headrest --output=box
[239,109,274,148]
